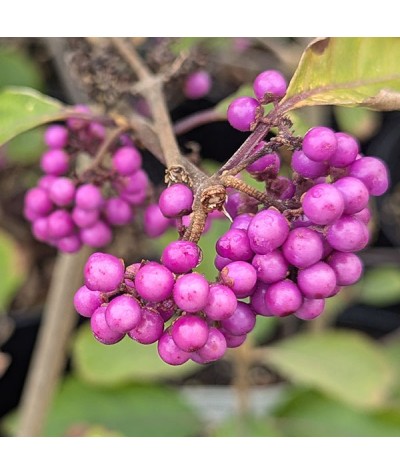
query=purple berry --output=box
[161,240,201,274]
[49,177,75,207]
[38,175,57,191]
[184,70,212,99]
[32,217,49,241]
[295,298,325,320]
[214,255,232,271]
[24,187,53,216]
[353,207,371,224]
[72,207,99,228]
[282,228,323,269]
[348,156,389,196]
[265,280,303,317]
[297,262,337,299]
[329,132,359,167]
[327,216,369,252]
[302,126,337,162]
[75,184,103,210]
[40,149,69,176]
[225,191,259,219]
[291,150,329,178]
[269,176,296,200]
[135,262,175,303]
[221,302,256,336]
[250,282,272,317]
[104,197,133,226]
[80,220,112,247]
[204,284,238,321]
[105,294,141,333]
[84,252,125,292]
[73,285,103,317]
[219,261,257,298]
[128,307,164,345]
[253,69,287,100]
[333,176,369,215]
[112,146,142,176]
[252,250,289,284]
[171,315,209,352]
[247,209,289,254]
[216,228,254,261]
[247,142,280,178]
[157,331,191,366]
[47,210,74,239]
[44,125,68,149]
[192,328,227,364]
[327,251,363,286]
[227,96,259,132]
[90,306,125,345]
[302,183,345,225]
[143,204,172,238]
[173,272,209,312]
[159,184,193,218]
[116,169,149,195]
[57,234,82,253]
[230,213,254,231]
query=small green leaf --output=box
[5,127,45,164]
[281,38,400,112]
[334,106,380,140]
[0,231,25,311]
[263,329,394,409]
[0,48,43,90]
[213,415,281,437]
[359,266,400,306]
[72,324,198,387]
[0,87,66,147]
[384,337,400,401]
[274,389,400,437]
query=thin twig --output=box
[173,108,226,136]
[89,125,130,170]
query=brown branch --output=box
[173,108,226,136]
[89,125,129,170]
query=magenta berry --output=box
[84,252,125,292]
[297,262,337,299]
[348,156,389,196]
[251,250,289,284]
[291,150,329,179]
[295,298,325,320]
[184,70,212,99]
[75,184,103,210]
[204,283,238,321]
[143,204,172,238]
[227,96,259,132]
[173,272,210,312]
[73,285,103,317]
[105,294,142,333]
[112,146,142,176]
[161,240,201,274]
[247,209,289,254]
[253,69,287,100]
[157,331,191,366]
[221,302,256,336]
[128,308,164,345]
[135,262,175,303]
[302,183,345,225]
[216,228,254,261]
[104,197,133,226]
[327,251,363,286]
[91,306,125,345]
[40,149,69,175]
[219,261,257,298]
[80,220,112,247]
[159,184,193,218]
[329,132,359,167]
[302,126,337,162]
[334,177,369,215]
[171,315,209,352]
[192,328,227,364]
[282,228,323,269]
[327,216,369,252]
[44,125,69,149]
[265,280,303,317]
[49,177,75,207]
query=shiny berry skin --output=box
[302,126,337,162]
[348,156,389,196]
[227,96,259,132]
[204,284,238,321]
[157,331,191,366]
[159,184,194,218]
[105,294,142,333]
[171,315,209,352]
[247,209,289,254]
[173,273,210,313]
[128,308,164,345]
[297,262,337,299]
[265,280,303,317]
[253,69,287,100]
[161,240,201,274]
[302,184,345,225]
[84,252,125,292]
[90,306,125,345]
[135,262,175,303]
[73,285,103,317]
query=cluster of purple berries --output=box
[23,114,149,252]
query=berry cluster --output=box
[23,110,149,252]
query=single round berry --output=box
[159,184,193,218]
[84,252,125,292]
[250,282,272,317]
[128,307,164,345]
[112,146,142,176]
[297,262,337,299]
[57,234,82,253]
[348,156,389,196]
[184,70,212,99]
[192,328,227,364]
[32,217,49,241]
[282,228,323,269]
[219,261,257,298]
[135,262,175,303]
[40,149,70,175]
[227,96,259,132]
[143,204,172,237]
[161,240,201,274]
[221,302,256,336]
[73,285,103,317]
[327,251,363,286]
[47,210,74,239]
[157,331,191,366]
[91,306,125,345]
[104,197,133,226]
[253,69,287,100]
[230,213,254,231]
[302,126,337,162]
[105,294,142,333]
[252,250,289,284]
[265,280,303,317]
[291,150,329,179]
[171,315,209,352]
[24,187,53,216]
[327,216,369,252]
[295,298,325,320]
[75,184,103,210]
[49,177,75,207]
[333,176,369,215]
[72,207,99,228]
[247,209,289,254]
[216,228,254,261]
[302,183,345,225]
[173,272,210,313]
[329,132,359,167]
[80,220,112,247]
[44,125,69,149]
[204,284,238,321]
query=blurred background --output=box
[0,37,400,437]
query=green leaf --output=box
[213,415,281,437]
[384,337,400,401]
[334,106,380,140]
[4,377,201,437]
[273,389,400,437]
[359,266,400,306]
[281,38,400,112]
[171,37,231,55]
[0,48,43,91]
[5,127,45,164]
[263,329,394,409]
[0,87,66,147]
[0,231,25,311]
[72,323,198,387]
